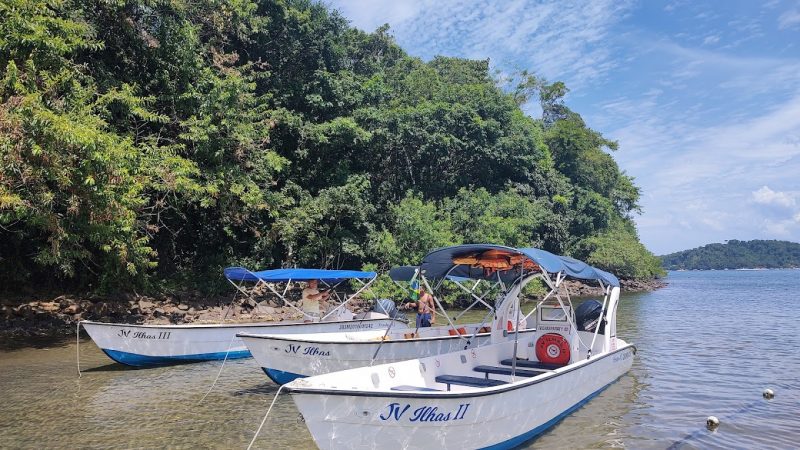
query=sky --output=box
[326,0,800,255]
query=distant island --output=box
[660,239,800,270]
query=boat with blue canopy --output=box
[271,244,634,449]
[239,264,531,385]
[81,267,407,367]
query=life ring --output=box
[535,333,570,365]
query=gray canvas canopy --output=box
[418,244,619,287]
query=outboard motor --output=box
[575,299,605,334]
[372,298,406,321]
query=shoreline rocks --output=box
[0,292,313,341]
[558,278,668,298]
[0,278,667,341]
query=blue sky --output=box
[327,0,800,254]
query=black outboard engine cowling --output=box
[372,298,405,321]
[575,299,605,334]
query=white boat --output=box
[240,324,536,384]
[278,244,635,449]
[240,266,532,384]
[81,267,407,367]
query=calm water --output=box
[1,270,799,449]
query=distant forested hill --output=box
[661,240,800,270]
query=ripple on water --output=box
[0,270,798,448]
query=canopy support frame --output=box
[321,276,378,321]
[420,276,470,344]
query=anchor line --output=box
[665,397,773,450]
[370,309,401,365]
[464,307,496,351]
[247,385,286,450]
[198,334,238,404]
[76,321,82,378]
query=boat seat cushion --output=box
[472,365,547,378]
[499,359,562,371]
[435,375,507,390]
[390,385,442,392]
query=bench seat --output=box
[473,365,547,378]
[435,375,507,390]
[499,358,562,371]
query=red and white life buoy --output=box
[535,333,571,365]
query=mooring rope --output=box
[76,321,82,378]
[664,389,788,450]
[247,385,286,450]
[370,316,397,366]
[198,334,237,404]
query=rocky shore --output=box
[560,278,668,297]
[0,291,312,340]
[1,278,666,340]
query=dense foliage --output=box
[0,0,662,293]
[661,240,800,270]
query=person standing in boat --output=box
[404,286,435,327]
[302,279,330,321]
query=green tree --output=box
[444,187,550,248]
[367,192,459,269]
[0,0,663,294]
[576,222,665,279]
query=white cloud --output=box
[327,0,429,32]
[328,0,634,88]
[702,34,720,45]
[609,91,800,253]
[762,215,800,237]
[752,186,796,208]
[778,9,800,29]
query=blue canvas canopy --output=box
[224,267,377,284]
[419,244,620,287]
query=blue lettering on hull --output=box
[380,403,470,422]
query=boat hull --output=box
[288,344,635,449]
[81,318,405,367]
[241,329,535,384]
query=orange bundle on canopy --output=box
[452,249,540,275]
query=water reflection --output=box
[1,271,798,449]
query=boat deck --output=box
[389,358,564,392]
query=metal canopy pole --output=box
[451,279,498,321]
[588,284,610,358]
[420,276,468,343]
[463,307,497,350]
[319,279,347,304]
[510,269,523,381]
[262,278,312,320]
[225,271,273,320]
[321,276,378,321]
[552,272,590,353]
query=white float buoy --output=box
[706,416,720,430]
[763,388,774,399]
